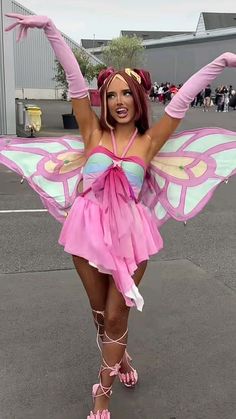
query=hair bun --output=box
[97,67,115,89]
[133,69,152,92]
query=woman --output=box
[4,13,236,419]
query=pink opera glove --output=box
[165,52,236,119]
[5,13,88,99]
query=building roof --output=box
[202,12,236,30]
[120,30,193,40]
[81,31,193,49]
[81,39,110,49]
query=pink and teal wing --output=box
[0,136,85,222]
[142,127,236,225]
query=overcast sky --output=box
[13,0,236,42]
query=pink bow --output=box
[109,363,121,376]
[92,164,135,255]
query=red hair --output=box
[98,69,151,135]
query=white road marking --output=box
[0,209,47,213]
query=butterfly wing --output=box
[0,135,85,222]
[142,127,236,225]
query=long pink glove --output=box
[165,52,236,119]
[5,13,88,99]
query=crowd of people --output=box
[150,81,236,112]
[149,81,182,104]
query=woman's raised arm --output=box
[5,13,100,145]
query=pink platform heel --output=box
[92,309,139,389]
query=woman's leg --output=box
[93,260,147,414]
[72,255,109,339]
[118,260,147,381]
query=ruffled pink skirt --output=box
[59,194,163,311]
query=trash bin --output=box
[89,89,101,106]
[62,113,78,129]
[24,104,42,134]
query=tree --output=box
[102,36,144,70]
[54,48,106,99]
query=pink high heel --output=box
[92,309,139,388]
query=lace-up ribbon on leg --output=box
[87,329,128,419]
[92,309,138,388]
[104,329,138,388]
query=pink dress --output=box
[59,130,163,311]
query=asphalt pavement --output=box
[1,101,236,419]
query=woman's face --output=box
[106,76,135,124]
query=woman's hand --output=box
[5,12,99,143]
[5,13,51,41]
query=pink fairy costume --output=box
[59,129,163,311]
[2,14,236,311]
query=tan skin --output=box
[72,76,181,414]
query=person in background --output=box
[203,84,212,111]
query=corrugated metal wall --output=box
[0,0,16,134]
[0,5,6,133]
[12,1,102,89]
[145,35,236,86]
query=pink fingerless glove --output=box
[165,52,236,119]
[44,20,88,99]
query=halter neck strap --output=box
[111,128,138,158]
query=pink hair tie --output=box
[133,69,152,91]
[97,67,115,89]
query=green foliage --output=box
[102,36,144,70]
[54,48,106,99]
